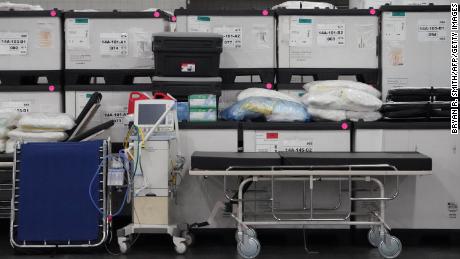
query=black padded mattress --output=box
[191,152,281,170]
[191,152,432,171]
[281,152,431,171]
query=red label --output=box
[266,132,278,139]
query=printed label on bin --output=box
[100,32,128,56]
[255,131,313,152]
[252,25,270,48]
[289,17,313,47]
[0,101,32,113]
[356,24,376,49]
[181,63,196,72]
[417,19,447,42]
[66,19,90,50]
[289,48,312,66]
[36,22,55,48]
[102,106,128,126]
[316,24,345,47]
[213,26,243,48]
[0,32,28,55]
[383,17,406,41]
[188,16,211,32]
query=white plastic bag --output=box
[238,88,302,104]
[301,88,382,112]
[304,80,381,98]
[0,1,43,10]
[347,111,382,122]
[8,129,68,142]
[18,113,75,131]
[0,109,21,128]
[5,139,16,154]
[0,127,8,138]
[308,106,381,122]
[0,139,5,153]
[272,1,335,9]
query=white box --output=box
[277,9,379,69]
[175,9,276,83]
[65,11,171,70]
[0,10,62,71]
[380,5,450,100]
[0,87,63,113]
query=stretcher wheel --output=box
[235,228,257,242]
[118,237,130,254]
[368,226,387,248]
[181,230,195,246]
[237,237,260,259]
[378,235,402,259]
[174,241,188,254]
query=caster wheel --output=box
[181,231,195,246]
[378,236,402,259]
[237,237,260,259]
[118,237,130,254]
[175,242,188,255]
[235,228,257,242]
[368,226,387,248]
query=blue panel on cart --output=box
[16,140,103,242]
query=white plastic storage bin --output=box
[64,10,171,85]
[277,9,379,85]
[0,85,63,113]
[174,122,239,227]
[0,10,62,85]
[350,0,454,8]
[380,5,450,100]
[65,85,153,144]
[242,122,351,225]
[175,9,276,86]
[354,121,460,229]
[349,0,391,9]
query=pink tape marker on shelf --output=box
[50,10,57,17]
[262,10,269,16]
[154,11,160,18]
[369,9,376,15]
[48,85,55,92]
[341,122,349,130]
[171,16,177,22]
[265,83,273,89]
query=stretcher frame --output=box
[9,140,111,248]
[190,163,432,259]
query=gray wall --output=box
[6,0,349,12]
[6,0,187,12]
[188,0,349,9]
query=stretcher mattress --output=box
[191,151,432,171]
[280,152,432,171]
[190,152,281,170]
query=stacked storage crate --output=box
[0,9,63,113]
[174,9,277,113]
[64,10,172,146]
[276,8,380,96]
[175,9,276,89]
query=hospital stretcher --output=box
[189,152,432,259]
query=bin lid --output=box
[153,32,223,39]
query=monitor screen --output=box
[137,103,166,125]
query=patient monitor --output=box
[134,99,175,132]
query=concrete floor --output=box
[0,221,459,259]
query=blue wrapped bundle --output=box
[220,97,310,122]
